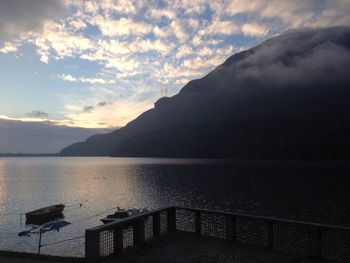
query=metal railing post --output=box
[225,215,236,241]
[133,218,145,244]
[267,222,274,249]
[85,229,100,263]
[167,207,176,231]
[309,227,322,258]
[153,213,161,236]
[114,226,124,255]
[195,211,201,235]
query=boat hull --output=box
[25,204,65,224]
[100,208,149,224]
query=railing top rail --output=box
[85,205,350,233]
[174,206,350,231]
[86,206,172,232]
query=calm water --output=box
[0,157,350,256]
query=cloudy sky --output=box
[0,0,350,152]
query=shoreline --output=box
[1,155,350,165]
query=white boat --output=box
[101,208,148,224]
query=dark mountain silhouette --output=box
[60,27,350,160]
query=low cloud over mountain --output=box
[236,27,350,86]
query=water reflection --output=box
[0,160,9,222]
[0,157,350,256]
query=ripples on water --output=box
[0,157,349,256]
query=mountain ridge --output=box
[60,27,350,160]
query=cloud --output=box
[97,101,108,107]
[234,27,350,87]
[221,0,350,29]
[61,74,116,84]
[313,0,350,28]
[69,19,87,31]
[26,110,49,118]
[191,35,203,46]
[64,95,154,128]
[183,56,224,70]
[182,46,234,70]
[166,0,207,15]
[0,0,66,43]
[241,23,269,37]
[83,106,94,112]
[83,101,110,113]
[33,21,93,63]
[153,26,167,38]
[170,20,190,42]
[176,45,193,58]
[155,62,203,84]
[91,16,152,37]
[223,0,314,28]
[198,47,213,56]
[0,41,19,53]
[2,0,350,130]
[175,78,189,85]
[79,40,142,73]
[148,8,176,20]
[129,38,174,53]
[0,118,111,153]
[97,0,138,15]
[199,20,239,36]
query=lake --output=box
[0,157,350,257]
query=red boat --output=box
[25,204,65,223]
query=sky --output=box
[0,0,350,153]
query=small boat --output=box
[26,204,65,224]
[101,207,148,224]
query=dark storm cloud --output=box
[26,110,49,118]
[0,118,112,153]
[234,27,350,87]
[0,0,66,42]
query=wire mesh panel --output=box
[99,230,114,257]
[160,211,168,233]
[273,222,311,256]
[201,212,227,239]
[322,228,350,262]
[145,215,154,240]
[86,207,350,263]
[236,217,269,247]
[176,209,196,232]
[123,226,134,249]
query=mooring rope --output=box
[38,206,126,249]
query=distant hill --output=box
[60,27,350,160]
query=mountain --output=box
[60,27,350,160]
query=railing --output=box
[85,207,175,262]
[85,206,350,262]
